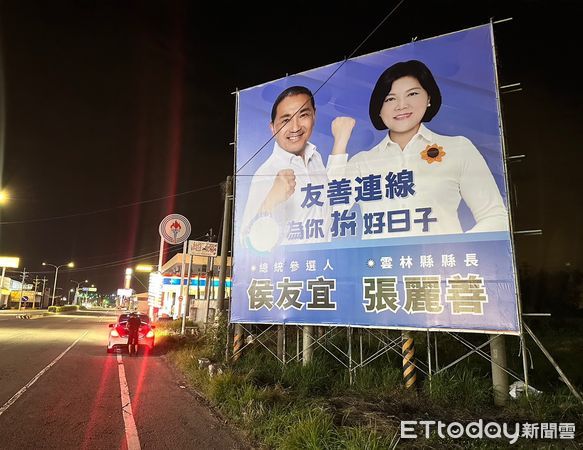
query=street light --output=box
[71,279,88,305]
[0,190,8,205]
[42,261,74,306]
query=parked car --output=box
[107,312,155,354]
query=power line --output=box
[34,232,209,274]
[0,183,221,225]
[235,0,406,173]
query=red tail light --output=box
[116,325,128,336]
[145,329,154,338]
[110,329,120,337]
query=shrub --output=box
[47,305,79,313]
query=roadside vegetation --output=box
[47,305,79,313]
[154,317,583,449]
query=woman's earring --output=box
[427,102,431,107]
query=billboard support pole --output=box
[282,325,286,364]
[224,322,231,363]
[433,333,439,372]
[402,331,416,391]
[302,326,314,365]
[277,326,284,361]
[489,334,509,406]
[296,327,300,359]
[519,326,530,397]
[348,326,353,385]
[426,331,432,392]
[359,329,363,365]
[232,323,243,362]
[524,323,583,405]
[491,19,531,399]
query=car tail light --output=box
[110,329,120,337]
[116,325,128,337]
[145,329,154,338]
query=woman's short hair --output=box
[271,86,316,123]
[369,60,442,130]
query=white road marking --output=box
[0,331,89,417]
[116,353,141,450]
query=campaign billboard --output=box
[232,24,520,334]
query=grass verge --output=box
[156,321,583,449]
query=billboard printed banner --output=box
[232,24,520,334]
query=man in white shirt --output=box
[240,86,331,252]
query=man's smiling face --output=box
[270,93,315,157]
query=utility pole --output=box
[33,276,41,310]
[17,268,27,311]
[40,277,47,308]
[217,176,232,313]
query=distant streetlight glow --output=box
[0,190,8,205]
[43,261,74,306]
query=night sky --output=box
[0,1,581,307]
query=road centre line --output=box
[117,353,141,450]
[0,330,89,417]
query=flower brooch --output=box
[420,144,446,164]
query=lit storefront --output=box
[148,253,231,323]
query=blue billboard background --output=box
[232,24,519,333]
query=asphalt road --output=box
[0,311,249,450]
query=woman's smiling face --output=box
[379,75,430,135]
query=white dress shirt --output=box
[327,124,509,238]
[241,141,331,250]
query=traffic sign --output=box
[159,214,191,245]
[21,296,29,302]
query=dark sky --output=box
[0,0,581,298]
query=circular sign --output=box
[21,296,29,302]
[159,214,191,244]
